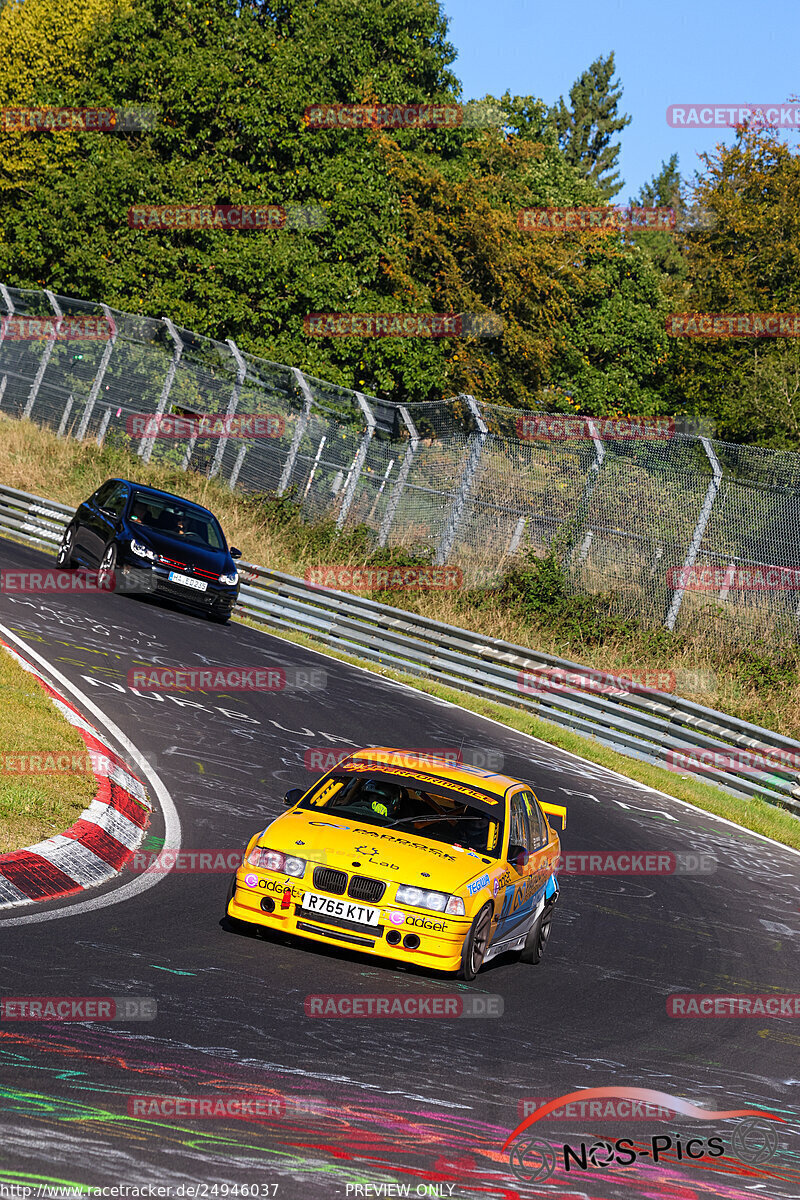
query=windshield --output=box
[129,493,225,550]
[298,774,502,857]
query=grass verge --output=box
[0,645,96,852]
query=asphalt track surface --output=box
[0,537,798,1200]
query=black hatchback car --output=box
[57,479,242,623]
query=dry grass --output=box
[0,645,96,851]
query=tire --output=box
[98,543,118,593]
[209,612,229,625]
[458,902,493,980]
[520,902,555,965]
[56,523,77,569]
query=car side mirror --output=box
[230,547,242,559]
[508,844,529,870]
[283,788,303,807]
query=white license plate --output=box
[302,891,381,926]
[168,571,207,592]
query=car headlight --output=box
[219,570,239,586]
[396,884,456,913]
[130,538,156,561]
[247,847,306,876]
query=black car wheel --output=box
[98,544,118,592]
[458,902,493,980]
[56,524,76,568]
[520,901,555,965]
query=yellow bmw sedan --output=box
[225,749,565,978]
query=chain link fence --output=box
[1,282,799,644]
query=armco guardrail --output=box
[2,480,799,816]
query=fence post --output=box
[96,408,111,447]
[277,367,315,496]
[139,317,183,463]
[22,289,62,419]
[336,392,376,530]
[57,394,74,438]
[378,405,419,547]
[209,338,247,479]
[664,437,722,631]
[435,395,489,564]
[229,444,247,490]
[567,418,605,567]
[0,285,14,351]
[507,515,526,556]
[76,304,117,441]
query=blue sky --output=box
[443,0,800,200]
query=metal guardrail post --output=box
[76,304,117,441]
[378,405,419,547]
[139,318,183,463]
[664,437,723,631]
[277,368,315,496]
[435,395,489,564]
[336,392,376,530]
[22,289,62,419]
[0,284,14,351]
[209,338,247,479]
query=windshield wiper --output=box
[386,814,487,828]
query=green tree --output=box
[668,129,800,446]
[551,52,631,200]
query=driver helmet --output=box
[362,778,404,818]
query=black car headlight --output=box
[219,570,239,586]
[395,884,464,915]
[130,538,156,562]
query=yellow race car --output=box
[225,749,566,978]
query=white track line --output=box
[0,621,181,925]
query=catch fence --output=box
[2,282,799,642]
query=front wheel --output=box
[98,543,118,592]
[458,903,493,980]
[56,524,77,568]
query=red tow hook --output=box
[281,888,292,910]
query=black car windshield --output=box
[129,493,225,550]
[298,774,502,857]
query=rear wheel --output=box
[56,523,77,568]
[520,901,555,964]
[458,903,493,980]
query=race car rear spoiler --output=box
[540,802,566,830]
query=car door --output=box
[491,788,535,945]
[83,482,128,564]
[73,482,112,561]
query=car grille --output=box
[348,875,385,903]
[312,866,347,895]
[295,908,384,938]
[157,555,220,583]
